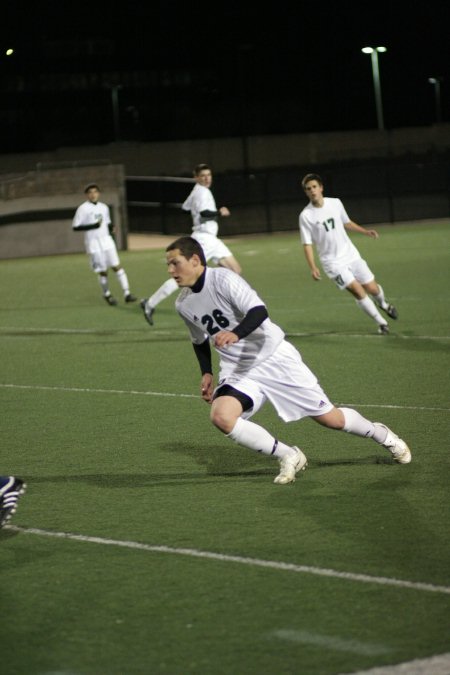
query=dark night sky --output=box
[1,0,449,151]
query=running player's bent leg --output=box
[218,255,242,275]
[211,396,297,459]
[98,272,110,295]
[228,417,298,459]
[346,279,387,328]
[355,296,387,326]
[313,406,392,444]
[147,278,178,309]
[114,267,130,295]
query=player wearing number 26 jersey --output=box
[166,236,411,486]
[177,266,285,372]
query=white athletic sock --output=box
[98,275,110,295]
[147,278,178,309]
[227,417,297,458]
[115,268,130,295]
[371,284,389,310]
[339,407,387,443]
[356,296,387,326]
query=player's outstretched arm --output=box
[344,220,379,239]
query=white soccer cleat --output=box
[375,423,412,464]
[274,446,308,484]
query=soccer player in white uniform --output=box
[140,164,241,325]
[166,236,411,485]
[299,173,398,334]
[72,184,137,306]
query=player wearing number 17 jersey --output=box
[166,236,411,486]
[299,173,398,334]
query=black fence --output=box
[126,155,450,235]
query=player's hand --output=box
[214,331,239,348]
[219,207,230,217]
[366,229,379,239]
[201,373,214,403]
[311,267,321,281]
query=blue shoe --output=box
[0,477,26,528]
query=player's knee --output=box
[210,407,237,434]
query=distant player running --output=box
[165,236,411,486]
[140,164,241,325]
[299,173,398,334]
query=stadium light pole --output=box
[362,46,387,131]
[428,77,443,123]
[110,84,122,141]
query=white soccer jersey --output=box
[182,183,219,237]
[72,200,115,255]
[299,197,361,271]
[175,267,285,374]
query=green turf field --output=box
[1,221,449,675]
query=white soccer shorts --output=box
[216,340,334,422]
[192,231,233,265]
[89,245,120,273]
[324,256,374,290]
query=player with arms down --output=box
[73,183,137,306]
[166,236,411,485]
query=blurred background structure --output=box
[1,1,448,258]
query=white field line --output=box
[340,651,450,675]
[0,326,176,336]
[0,326,449,341]
[274,633,450,675]
[6,525,450,597]
[272,629,390,655]
[0,383,196,399]
[0,382,448,412]
[287,332,450,341]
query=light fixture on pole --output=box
[428,77,443,123]
[362,46,387,131]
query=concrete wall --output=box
[0,164,127,260]
[1,124,449,177]
[1,125,449,259]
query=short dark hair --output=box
[193,163,211,176]
[301,173,323,189]
[166,236,207,265]
[84,183,100,193]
